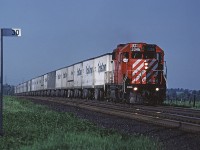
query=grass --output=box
[0,96,161,150]
[164,99,200,109]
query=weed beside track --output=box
[0,96,160,150]
[20,96,200,150]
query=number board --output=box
[2,28,21,37]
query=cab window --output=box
[157,53,162,62]
[123,52,129,58]
[132,51,142,59]
[144,52,156,59]
[143,44,156,51]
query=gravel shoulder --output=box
[27,97,200,150]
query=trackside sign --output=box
[2,28,21,37]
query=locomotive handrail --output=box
[123,75,128,93]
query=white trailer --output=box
[36,76,44,91]
[55,67,68,96]
[82,59,94,88]
[94,54,113,87]
[73,62,83,88]
[67,65,74,89]
[23,81,28,93]
[61,67,68,89]
[66,65,74,97]
[93,53,113,100]
[73,62,83,98]
[31,76,44,95]
[82,58,94,98]
[31,78,36,92]
[43,74,48,90]
[28,80,31,92]
[56,69,62,89]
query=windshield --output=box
[132,51,157,59]
[144,52,156,59]
[132,51,142,59]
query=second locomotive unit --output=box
[15,42,167,104]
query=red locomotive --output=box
[107,43,167,104]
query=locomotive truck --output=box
[15,43,167,104]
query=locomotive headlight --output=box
[144,62,148,69]
[155,88,159,91]
[134,87,138,91]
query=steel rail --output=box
[134,105,200,118]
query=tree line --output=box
[3,84,14,95]
[167,88,200,102]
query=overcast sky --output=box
[0,0,200,90]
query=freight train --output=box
[15,43,167,104]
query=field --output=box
[0,96,161,150]
[164,99,200,108]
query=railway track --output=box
[17,96,200,133]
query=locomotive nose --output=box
[131,59,146,84]
[131,59,158,84]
